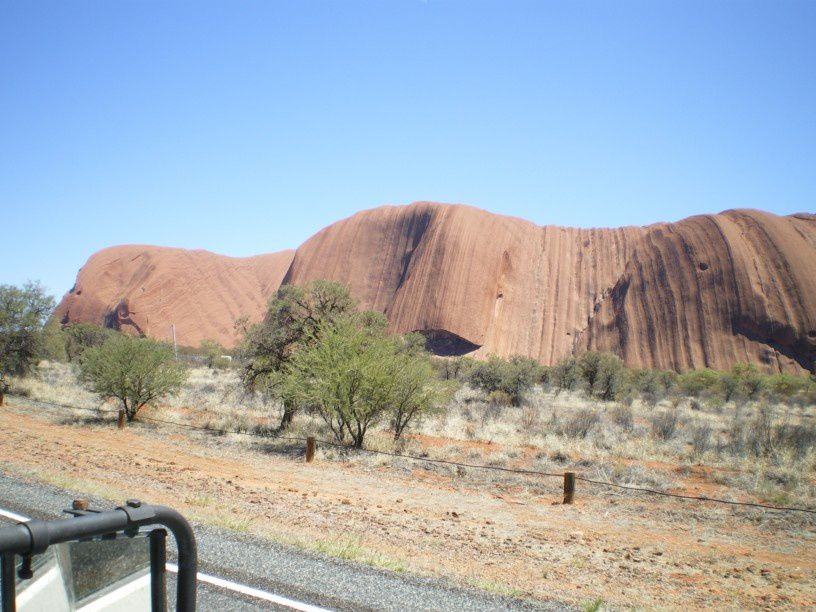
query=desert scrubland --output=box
[3,361,815,610]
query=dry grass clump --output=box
[560,408,601,439]
[650,409,680,440]
[689,421,713,457]
[10,362,99,410]
[610,404,634,432]
[593,463,676,492]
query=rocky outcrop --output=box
[54,245,294,348]
[584,210,816,373]
[56,203,816,373]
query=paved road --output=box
[0,471,570,611]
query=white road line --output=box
[167,563,329,612]
[0,506,330,612]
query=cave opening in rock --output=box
[416,329,481,357]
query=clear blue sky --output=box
[2,1,814,298]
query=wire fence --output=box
[8,395,816,516]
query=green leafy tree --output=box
[576,352,626,400]
[64,322,115,361]
[79,334,187,421]
[718,371,741,403]
[285,317,391,447]
[467,355,506,397]
[0,282,55,403]
[390,352,451,441]
[240,280,356,430]
[505,356,545,403]
[285,316,443,448]
[632,369,674,405]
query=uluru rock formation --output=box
[56,203,816,374]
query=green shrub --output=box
[40,319,68,362]
[631,369,674,405]
[285,316,444,448]
[0,281,55,378]
[432,356,475,382]
[730,363,764,400]
[199,339,231,369]
[550,357,579,392]
[764,373,807,401]
[79,334,187,421]
[467,355,542,406]
[64,322,115,361]
[577,352,604,391]
[240,280,357,430]
[678,369,721,398]
[593,353,626,401]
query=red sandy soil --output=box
[1,401,814,610]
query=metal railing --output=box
[0,500,197,612]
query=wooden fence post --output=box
[306,437,315,463]
[118,409,126,430]
[563,472,575,504]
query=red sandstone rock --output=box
[54,245,294,348]
[55,203,816,373]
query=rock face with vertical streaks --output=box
[55,203,816,373]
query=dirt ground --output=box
[1,400,814,610]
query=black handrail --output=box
[0,501,197,611]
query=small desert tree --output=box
[592,353,626,401]
[577,351,603,391]
[765,372,806,401]
[678,368,721,398]
[240,280,356,430]
[550,356,579,393]
[40,318,68,362]
[79,334,187,421]
[390,350,450,441]
[285,316,391,447]
[285,316,442,448]
[0,282,55,404]
[731,362,764,400]
[432,356,474,382]
[199,339,230,369]
[64,322,115,361]
[467,355,542,406]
